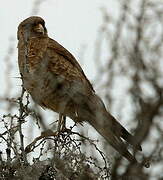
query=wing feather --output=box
[47,38,94,92]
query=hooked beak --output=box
[34,23,44,34]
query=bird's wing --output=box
[47,38,94,92]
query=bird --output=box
[17,16,143,165]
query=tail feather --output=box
[89,120,137,163]
[104,110,142,151]
[84,94,142,162]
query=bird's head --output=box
[17,16,48,41]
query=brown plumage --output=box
[17,16,142,164]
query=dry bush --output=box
[0,88,111,180]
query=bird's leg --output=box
[57,113,66,132]
[57,113,63,132]
[61,116,66,131]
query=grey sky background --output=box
[0,0,158,177]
